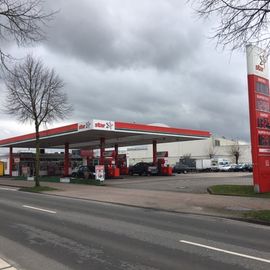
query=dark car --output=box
[71,165,95,178]
[246,164,253,172]
[173,163,193,174]
[129,162,157,176]
[233,163,249,172]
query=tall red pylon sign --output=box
[246,44,270,192]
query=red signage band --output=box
[248,74,270,192]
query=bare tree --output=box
[208,145,216,159]
[229,141,241,164]
[4,55,72,186]
[0,0,54,68]
[192,0,270,51]
[181,153,192,164]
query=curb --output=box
[231,217,270,226]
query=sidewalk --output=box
[1,178,270,217]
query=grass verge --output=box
[243,210,270,223]
[208,185,270,198]
[208,185,270,224]
[19,186,58,193]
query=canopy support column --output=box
[153,140,157,165]
[9,146,13,177]
[114,144,118,163]
[64,143,69,177]
[100,138,105,165]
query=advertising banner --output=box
[77,121,92,132]
[92,119,115,131]
[77,119,115,132]
[246,44,270,192]
[95,165,105,182]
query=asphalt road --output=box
[0,187,269,270]
[106,172,253,193]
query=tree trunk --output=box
[35,124,40,187]
[235,154,239,165]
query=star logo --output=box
[255,50,268,72]
[106,122,113,129]
[259,53,267,68]
[85,121,91,128]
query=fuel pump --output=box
[157,151,172,176]
[104,150,120,178]
[117,154,129,175]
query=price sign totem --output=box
[246,44,270,192]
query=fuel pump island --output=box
[0,119,210,179]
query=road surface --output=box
[106,172,253,193]
[0,186,269,270]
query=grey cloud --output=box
[43,0,203,70]
[0,0,252,143]
[51,46,249,141]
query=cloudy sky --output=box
[0,0,249,143]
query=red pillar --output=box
[99,138,105,165]
[153,140,157,165]
[64,143,69,177]
[9,146,13,177]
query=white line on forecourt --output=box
[22,205,56,214]
[0,187,18,191]
[180,240,270,264]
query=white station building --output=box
[125,136,251,165]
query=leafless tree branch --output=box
[0,0,55,69]
[5,54,72,125]
[191,0,270,51]
[4,55,73,186]
[229,141,241,164]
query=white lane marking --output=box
[180,240,270,264]
[22,205,56,214]
[0,257,10,268]
[0,187,18,191]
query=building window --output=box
[215,140,220,147]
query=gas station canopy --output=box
[0,119,211,149]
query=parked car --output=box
[228,164,237,171]
[129,162,158,176]
[71,165,95,178]
[211,159,230,171]
[219,164,232,172]
[173,163,194,174]
[247,164,253,172]
[233,163,250,172]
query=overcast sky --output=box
[0,0,250,143]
